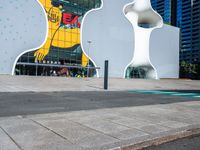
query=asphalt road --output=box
[0,91,199,117]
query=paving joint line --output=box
[0,126,24,150]
[66,118,124,141]
[102,118,152,136]
[103,114,193,133]
[31,118,123,149]
[30,119,85,150]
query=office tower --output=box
[151,0,200,64]
[151,0,177,26]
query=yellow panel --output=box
[52,28,80,48]
[34,0,62,61]
[82,53,89,67]
[34,0,89,65]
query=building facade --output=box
[151,0,200,64]
[0,0,180,79]
[151,0,177,26]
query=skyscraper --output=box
[151,0,177,26]
[151,0,200,64]
[190,0,200,62]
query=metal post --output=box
[104,60,109,90]
[87,64,89,78]
[87,40,92,78]
[36,62,38,76]
[35,57,38,76]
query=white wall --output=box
[0,0,47,75]
[81,0,134,78]
[150,25,180,78]
[82,0,179,79]
[0,0,179,79]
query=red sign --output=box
[62,13,80,27]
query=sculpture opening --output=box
[126,66,157,79]
[124,0,163,79]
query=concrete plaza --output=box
[0,76,200,150]
[1,96,200,150]
[0,75,200,92]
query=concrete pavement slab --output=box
[0,89,199,149]
[32,118,110,144]
[77,119,130,134]
[137,124,171,134]
[109,128,149,140]
[157,121,190,129]
[74,133,119,150]
[0,118,83,150]
[0,103,200,150]
[0,127,20,150]
[106,116,154,128]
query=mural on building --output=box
[16,0,101,76]
[1,0,179,79]
[34,0,88,65]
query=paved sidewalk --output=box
[0,75,200,92]
[1,100,200,150]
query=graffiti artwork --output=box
[34,0,88,66]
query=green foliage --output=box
[180,61,197,74]
[180,61,198,79]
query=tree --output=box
[180,61,197,79]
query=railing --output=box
[16,62,100,77]
[16,62,100,70]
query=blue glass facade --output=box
[151,0,200,63]
[151,0,172,24]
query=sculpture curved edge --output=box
[123,0,164,79]
[80,0,104,78]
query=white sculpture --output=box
[0,0,47,75]
[0,0,179,79]
[82,0,179,79]
[124,0,163,79]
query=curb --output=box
[114,128,200,150]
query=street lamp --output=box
[87,40,92,77]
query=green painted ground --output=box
[128,90,200,99]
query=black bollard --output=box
[104,60,109,90]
